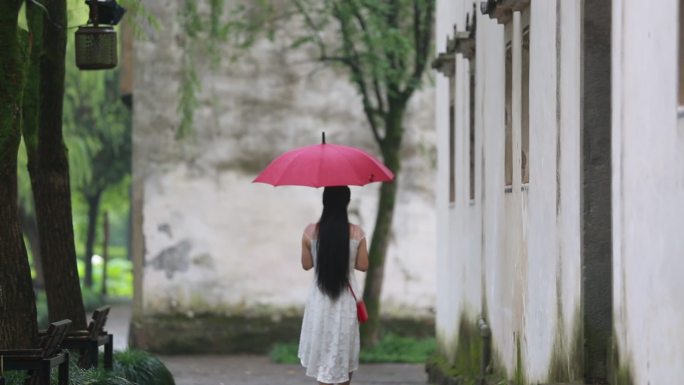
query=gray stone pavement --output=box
[161,355,428,385]
[107,302,132,351]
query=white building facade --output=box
[433,0,684,384]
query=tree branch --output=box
[330,1,384,145]
[293,0,327,58]
[348,1,387,116]
[320,54,383,145]
[388,0,404,72]
[404,0,434,100]
[371,75,387,119]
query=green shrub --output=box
[4,358,132,385]
[360,333,436,363]
[103,259,133,297]
[76,255,133,298]
[67,367,134,385]
[112,350,175,385]
[269,333,436,364]
[270,343,300,364]
[82,287,105,312]
[3,371,27,385]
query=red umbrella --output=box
[253,133,394,187]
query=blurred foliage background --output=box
[17,0,133,325]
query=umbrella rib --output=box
[347,146,393,179]
[272,148,307,186]
[329,144,367,185]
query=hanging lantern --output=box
[75,0,126,70]
[75,26,118,70]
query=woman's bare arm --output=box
[355,238,369,272]
[301,230,314,271]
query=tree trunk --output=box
[20,0,46,293]
[102,212,110,296]
[361,102,405,347]
[84,191,102,288]
[26,0,87,329]
[19,203,45,290]
[0,1,39,349]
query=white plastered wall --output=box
[435,1,583,382]
[133,0,437,319]
[434,0,484,362]
[612,0,684,383]
[434,0,459,355]
[522,0,583,380]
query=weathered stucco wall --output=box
[524,1,584,382]
[131,0,436,342]
[434,0,475,363]
[612,0,684,383]
[435,1,583,383]
[437,1,684,384]
[433,0,449,356]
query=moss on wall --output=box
[488,349,510,385]
[382,316,436,339]
[613,366,634,385]
[427,314,493,385]
[131,313,303,354]
[427,353,463,379]
[609,334,634,385]
[131,313,434,354]
[452,316,483,378]
[427,352,508,385]
[513,335,526,385]
[546,308,583,383]
[446,309,583,385]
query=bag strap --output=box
[347,282,359,302]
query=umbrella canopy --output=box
[253,138,394,188]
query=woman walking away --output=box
[298,186,369,385]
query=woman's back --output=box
[301,222,368,274]
[298,222,367,384]
[306,222,365,265]
[298,186,368,384]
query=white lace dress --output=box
[298,238,362,384]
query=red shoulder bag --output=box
[348,283,368,324]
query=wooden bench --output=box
[45,306,113,369]
[0,319,71,385]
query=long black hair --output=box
[315,186,351,299]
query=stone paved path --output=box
[107,302,132,351]
[161,355,427,385]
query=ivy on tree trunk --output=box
[0,0,39,349]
